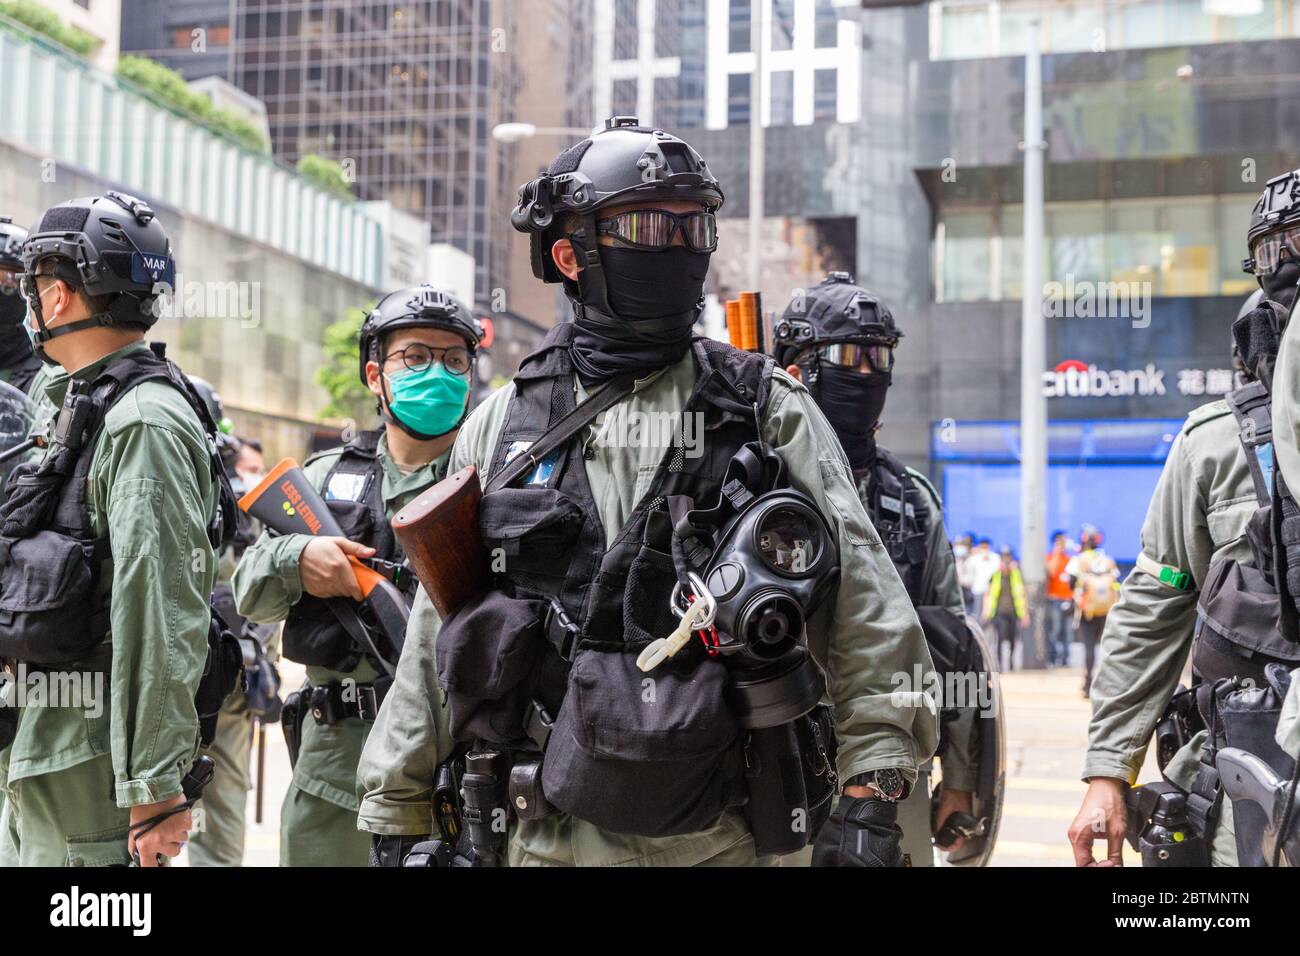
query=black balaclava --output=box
[566,240,711,385]
[1263,259,1300,312]
[1234,259,1300,392]
[0,289,31,368]
[810,363,891,471]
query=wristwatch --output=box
[847,768,908,802]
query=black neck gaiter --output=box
[568,245,710,385]
[814,365,890,470]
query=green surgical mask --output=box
[383,362,470,438]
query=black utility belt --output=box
[307,679,390,725]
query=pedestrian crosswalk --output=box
[988,668,1150,866]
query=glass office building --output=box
[584,0,1300,559]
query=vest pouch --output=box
[1194,558,1300,688]
[621,510,691,649]
[437,588,548,744]
[479,487,584,596]
[540,644,744,837]
[283,596,361,670]
[0,531,106,664]
[196,602,244,747]
[742,703,839,856]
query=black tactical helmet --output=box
[511,116,725,286]
[21,191,174,335]
[187,375,233,435]
[0,217,27,273]
[772,272,901,369]
[1243,168,1300,278]
[357,284,483,385]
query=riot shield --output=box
[0,378,36,489]
[942,614,1006,867]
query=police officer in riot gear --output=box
[232,284,481,867]
[774,274,990,866]
[1068,168,1300,866]
[357,118,939,867]
[0,192,238,866]
[0,218,40,396]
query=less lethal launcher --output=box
[239,458,410,675]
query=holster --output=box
[742,703,839,856]
[280,684,307,770]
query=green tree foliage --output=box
[316,306,376,424]
[0,2,97,56]
[115,55,269,153]
[296,154,354,200]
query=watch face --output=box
[874,768,904,800]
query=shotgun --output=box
[239,458,409,676]
[392,465,489,620]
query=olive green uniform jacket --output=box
[0,342,218,866]
[357,356,940,866]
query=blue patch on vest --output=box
[324,471,367,502]
[1259,441,1275,495]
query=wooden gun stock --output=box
[392,465,489,619]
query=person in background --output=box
[953,534,978,619]
[967,537,1000,628]
[1044,531,1075,667]
[1066,527,1120,698]
[984,547,1028,671]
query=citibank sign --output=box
[1042,360,1167,398]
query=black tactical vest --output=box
[859,448,932,604]
[281,429,405,670]
[480,324,772,713]
[1193,381,1300,688]
[0,343,236,666]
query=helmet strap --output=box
[567,217,617,317]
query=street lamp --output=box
[491,123,592,144]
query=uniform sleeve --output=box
[1084,431,1208,783]
[914,479,966,617]
[101,420,215,806]
[231,455,334,624]
[356,586,455,834]
[762,372,939,786]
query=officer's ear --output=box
[785,364,803,383]
[365,359,385,399]
[551,238,582,282]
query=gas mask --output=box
[661,442,840,728]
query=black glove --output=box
[369,833,429,867]
[811,796,905,867]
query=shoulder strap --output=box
[1227,382,1274,507]
[486,372,637,495]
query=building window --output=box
[770,71,794,126]
[613,78,638,116]
[614,0,639,59]
[814,69,837,122]
[728,0,751,54]
[772,0,796,52]
[728,72,750,125]
[938,194,1262,303]
[815,0,839,47]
